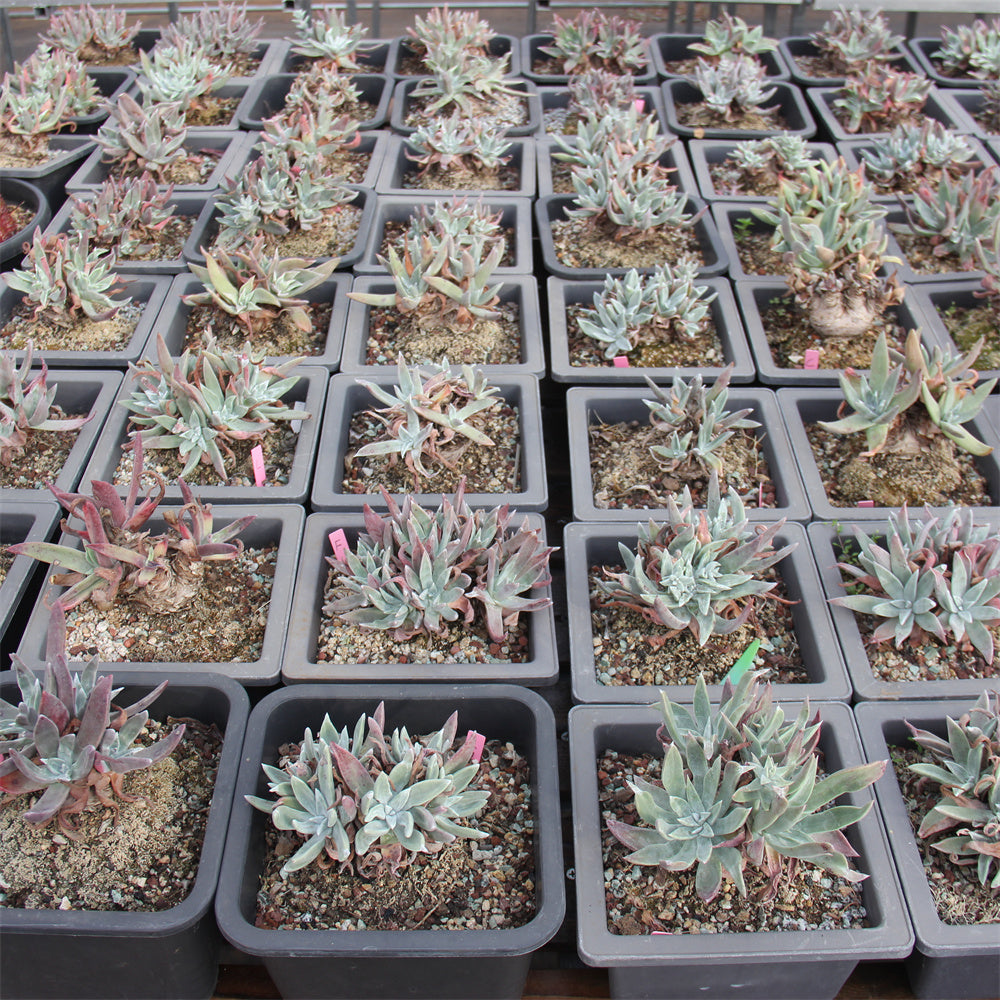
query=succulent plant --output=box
[136,36,232,115]
[407,6,495,63]
[895,167,1000,269]
[0,344,93,466]
[539,9,647,76]
[937,19,1000,80]
[861,122,982,190]
[283,64,363,117]
[608,671,886,901]
[289,7,369,69]
[975,213,1000,310]
[159,2,263,68]
[754,158,903,340]
[0,66,74,158]
[552,104,672,176]
[810,8,904,75]
[247,701,489,877]
[833,67,932,134]
[906,691,1000,886]
[820,328,996,461]
[712,134,817,197]
[95,94,189,181]
[594,474,793,645]
[642,368,760,480]
[256,105,361,167]
[6,229,126,328]
[693,54,778,123]
[68,172,178,258]
[324,483,553,643]
[41,4,139,63]
[183,238,338,335]
[353,357,500,486]
[407,113,512,176]
[7,435,254,614]
[689,14,777,62]
[411,51,521,118]
[832,506,1000,663]
[15,44,101,117]
[121,332,309,480]
[566,69,640,118]
[0,606,183,835]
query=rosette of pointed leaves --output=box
[861,122,981,189]
[693,55,777,122]
[716,135,815,197]
[0,69,72,157]
[689,14,777,62]
[407,6,494,62]
[160,2,262,68]
[540,9,646,76]
[283,65,363,117]
[937,19,1000,80]
[41,4,139,62]
[833,67,931,134]
[14,45,100,117]
[810,8,903,75]
[136,36,232,112]
[289,7,368,69]
[411,50,519,118]
[95,94,188,181]
[407,113,512,175]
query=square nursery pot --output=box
[778,37,921,88]
[387,34,521,78]
[907,37,998,89]
[545,275,754,384]
[15,504,305,685]
[64,129,247,195]
[64,67,134,133]
[0,275,170,370]
[236,72,391,130]
[650,33,789,81]
[340,274,545,378]
[79,365,327,506]
[564,520,851,704]
[925,88,992,139]
[855,700,1000,998]
[282,511,558,685]
[660,79,816,141]
[42,192,208,276]
[535,193,727,280]
[376,134,537,197]
[882,207,986,285]
[0,369,120,503]
[153,271,352,370]
[215,683,564,999]
[712,201,784,281]
[0,500,61,655]
[566,385,810,522]
[536,134,695,198]
[355,193,533,275]
[388,78,541,137]
[311,372,548,512]
[688,139,838,203]
[182,184,375,269]
[275,39,391,75]
[805,87,966,144]
[0,669,249,1000]
[569,700,912,999]
[521,33,656,85]
[734,278,928,387]
[536,85,666,137]
[0,135,95,206]
[777,387,1000,520]
[807,518,1000,702]
[0,177,49,270]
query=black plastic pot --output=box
[236,72,391,130]
[375,134,537,197]
[0,669,249,1000]
[535,193,727,280]
[65,130,246,195]
[546,275,753,384]
[565,520,850,704]
[805,87,965,144]
[778,36,921,88]
[883,207,985,285]
[776,387,1000,520]
[565,384,810,523]
[660,79,816,140]
[387,34,521,78]
[275,39,390,75]
[0,275,170,370]
[0,135,94,206]
[216,683,563,998]
[42,192,207,276]
[63,67,133,133]
[650,33,789,81]
[80,365,327,506]
[389,78,541,137]
[807,518,1000,702]
[521,32,656,85]
[132,28,286,84]
[711,201,783,281]
[536,85,666,136]
[569,700,912,999]
[687,139,838,203]
[908,37,994,89]
[933,88,999,140]
[311,371,547,512]
[340,274,545,378]
[536,134,695,198]
[734,279,927,387]
[15,505,305,685]
[182,184,375,269]
[0,177,49,271]
[282,513,558,685]
[0,369,119,504]
[855,700,1000,999]
[355,194,534,276]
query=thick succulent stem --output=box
[807,288,883,340]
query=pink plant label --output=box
[634,98,645,112]
[803,349,820,370]
[651,931,671,936]
[758,482,765,507]
[328,528,349,560]
[613,356,630,367]
[467,730,487,763]
[857,500,875,508]
[251,445,266,486]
